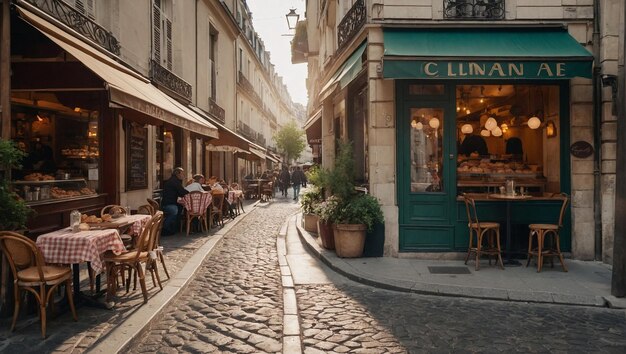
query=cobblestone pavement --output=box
[0,200,256,354]
[127,196,301,353]
[296,282,626,353]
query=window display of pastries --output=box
[23,173,55,181]
[457,159,539,176]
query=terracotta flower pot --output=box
[303,213,319,233]
[317,220,335,250]
[333,223,367,258]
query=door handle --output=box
[449,154,454,159]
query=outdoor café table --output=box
[488,193,533,265]
[88,214,152,244]
[36,228,126,301]
[178,191,213,212]
[228,189,243,204]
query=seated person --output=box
[161,167,189,236]
[185,174,205,192]
[207,176,224,194]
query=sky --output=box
[246,0,308,106]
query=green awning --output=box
[383,28,593,79]
[320,41,367,95]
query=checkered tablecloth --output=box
[228,190,243,204]
[178,191,212,214]
[120,214,152,236]
[36,228,126,274]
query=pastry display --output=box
[23,173,55,181]
[81,214,103,223]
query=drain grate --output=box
[427,266,471,274]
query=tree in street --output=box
[273,120,306,164]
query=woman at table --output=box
[185,174,205,192]
[162,167,189,236]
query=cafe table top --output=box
[36,228,126,274]
[87,214,152,236]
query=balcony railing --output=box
[337,0,366,52]
[150,59,193,103]
[443,0,505,20]
[208,98,225,124]
[237,71,263,107]
[25,0,121,55]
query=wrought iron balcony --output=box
[24,0,121,55]
[208,98,225,124]
[237,71,263,108]
[150,59,193,103]
[443,0,505,20]
[337,0,366,52]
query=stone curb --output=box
[87,200,261,354]
[294,213,610,308]
[277,216,303,354]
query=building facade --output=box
[297,0,624,262]
[0,0,296,234]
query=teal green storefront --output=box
[383,28,594,253]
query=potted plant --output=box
[333,193,384,257]
[300,187,322,233]
[314,195,342,250]
[0,139,33,231]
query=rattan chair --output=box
[463,194,504,270]
[179,191,208,236]
[147,198,160,212]
[527,193,569,272]
[0,231,77,338]
[137,204,155,216]
[209,192,225,228]
[104,213,163,303]
[101,204,128,218]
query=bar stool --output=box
[463,194,504,270]
[526,193,569,272]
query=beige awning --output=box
[17,5,218,138]
[206,144,248,154]
[249,147,268,161]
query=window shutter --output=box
[86,0,95,19]
[75,0,85,13]
[166,18,173,70]
[152,3,161,63]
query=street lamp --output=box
[286,8,299,30]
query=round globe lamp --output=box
[461,124,473,134]
[528,116,542,129]
[485,117,498,131]
[429,117,440,129]
[480,129,491,137]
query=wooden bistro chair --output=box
[209,191,225,228]
[104,213,163,303]
[180,191,208,236]
[137,204,155,216]
[230,183,245,215]
[527,193,569,272]
[0,231,77,338]
[147,198,160,212]
[463,194,504,270]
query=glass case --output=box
[13,176,97,205]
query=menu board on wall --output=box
[127,121,148,190]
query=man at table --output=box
[162,167,189,236]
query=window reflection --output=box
[410,108,444,192]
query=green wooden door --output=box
[397,82,457,251]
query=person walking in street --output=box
[161,167,189,236]
[291,166,307,201]
[279,166,291,197]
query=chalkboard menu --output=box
[127,122,148,190]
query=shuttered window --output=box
[153,0,173,70]
[73,0,95,19]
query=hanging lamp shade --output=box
[485,117,498,131]
[528,116,541,129]
[429,117,440,129]
[415,122,423,130]
[492,127,503,137]
[461,124,473,134]
[480,129,491,137]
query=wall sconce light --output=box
[546,120,557,138]
[527,116,542,129]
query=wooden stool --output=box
[463,194,504,270]
[527,193,569,272]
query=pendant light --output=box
[461,124,473,134]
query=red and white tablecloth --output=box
[178,192,212,213]
[119,214,152,236]
[36,228,126,274]
[228,190,243,204]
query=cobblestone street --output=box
[128,196,301,353]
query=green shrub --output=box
[335,194,383,231]
[300,187,323,214]
[314,195,343,223]
[0,139,34,230]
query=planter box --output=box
[303,213,319,233]
[333,223,366,258]
[317,220,335,250]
